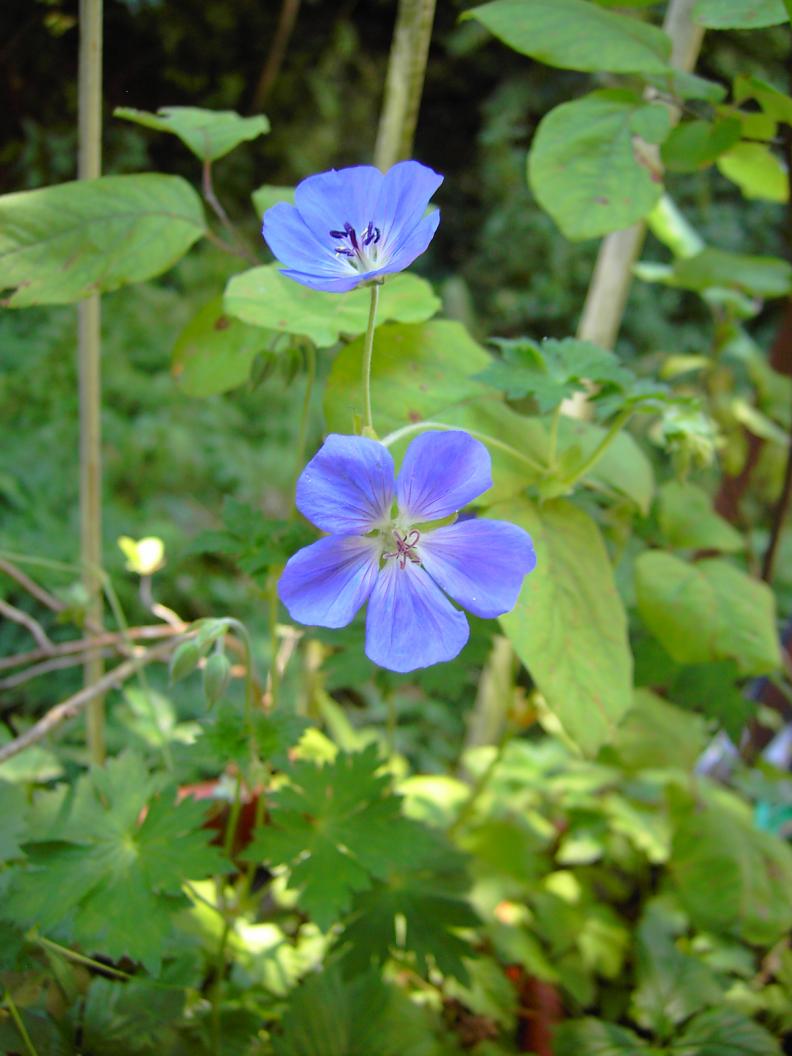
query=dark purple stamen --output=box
[329,220,381,257]
[335,247,355,257]
[384,529,421,570]
[329,229,347,239]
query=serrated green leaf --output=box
[115,105,269,161]
[671,801,792,945]
[0,174,206,307]
[497,498,633,755]
[554,1017,652,1054]
[693,0,787,28]
[2,753,227,971]
[529,91,668,241]
[672,1006,782,1055]
[171,295,271,397]
[658,480,743,552]
[717,143,788,202]
[81,975,185,1055]
[224,266,440,347]
[635,553,781,675]
[246,745,417,930]
[465,0,671,73]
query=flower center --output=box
[329,220,382,272]
[383,528,421,570]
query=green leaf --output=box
[668,248,792,298]
[246,745,419,930]
[716,143,788,202]
[660,118,742,172]
[465,0,671,73]
[0,174,206,307]
[114,105,269,161]
[224,266,440,347]
[613,689,709,772]
[672,1006,782,1055]
[733,74,792,125]
[556,417,654,513]
[497,498,633,755]
[672,661,754,740]
[631,909,723,1039]
[658,480,743,552]
[529,91,668,241]
[2,753,227,971]
[0,780,27,861]
[635,553,781,675]
[693,0,788,28]
[554,1018,652,1055]
[251,184,295,217]
[171,296,272,397]
[645,71,727,104]
[478,337,633,411]
[671,800,792,944]
[81,975,185,1055]
[338,825,478,983]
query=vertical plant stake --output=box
[77,0,105,763]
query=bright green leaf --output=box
[658,480,743,552]
[693,0,788,28]
[171,296,271,397]
[734,74,792,124]
[635,553,781,675]
[0,174,206,307]
[251,184,294,218]
[717,143,788,202]
[465,0,671,73]
[529,91,668,241]
[669,248,792,298]
[498,498,633,755]
[661,118,742,172]
[114,105,269,161]
[224,267,440,347]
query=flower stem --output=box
[380,419,546,473]
[3,988,39,1056]
[362,283,381,435]
[558,408,633,489]
[291,343,316,516]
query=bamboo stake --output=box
[374,0,437,171]
[77,0,105,764]
[569,0,705,414]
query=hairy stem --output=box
[291,343,316,513]
[380,419,546,473]
[2,988,39,1056]
[374,0,437,170]
[362,283,381,435]
[78,0,105,764]
[202,159,259,266]
[558,408,633,489]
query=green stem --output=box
[381,419,546,473]
[362,284,381,435]
[78,0,105,765]
[266,574,280,707]
[291,344,316,515]
[211,916,233,1056]
[558,408,633,489]
[374,0,437,170]
[3,989,39,1056]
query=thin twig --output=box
[249,0,301,111]
[0,638,180,764]
[0,559,65,613]
[0,599,53,651]
[0,622,184,674]
[202,159,259,266]
[0,649,112,693]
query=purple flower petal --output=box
[296,434,396,534]
[294,166,383,245]
[277,268,365,293]
[365,560,469,672]
[418,519,536,619]
[396,431,492,523]
[279,535,380,629]
[262,202,342,277]
[378,211,441,277]
[376,161,444,253]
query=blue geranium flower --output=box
[262,161,443,293]
[279,431,536,673]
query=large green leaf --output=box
[660,118,742,173]
[224,267,440,347]
[114,105,269,161]
[669,248,792,298]
[672,1007,782,1055]
[635,552,780,675]
[0,174,205,307]
[529,91,669,241]
[171,296,272,397]
[671,799,792,945]
[613,689,709,772]
[465,0,671,73]
[658,481,743,552]
[693,0,788,28]
[497,498,633,755]
[716,143,788,203]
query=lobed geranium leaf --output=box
[528,90,669,241]
[464,0,671,74]
[673,1006,782,1055]
[0,174,206,307]
[553,1017,653,1055]
[497,498,633,755]
[114,105,269,162]
[246,745,420,930]
[1,752,228,971]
